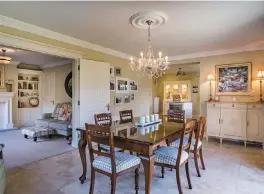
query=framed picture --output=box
[0,65,4,88]
[215,62,252,95]
[115,96,123,105]
[129,127,138,138]
[110,66,114,77]
[116,77,129,93]
[192,85,198,89]
[110,77,115,91]
[117,128,127,138]
[130,93,135,101]
[129,80,138,91]
[124,95,130,103]
[114,67,121,76]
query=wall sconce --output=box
[256,70,264,103]
[207,73,214,102]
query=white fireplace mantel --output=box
[0,92,15,129]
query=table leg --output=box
[78,136,87,184]
[141,154,155,194]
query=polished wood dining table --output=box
[77,117,196,194]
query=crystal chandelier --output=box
[0,49,11,64]
[129,20,169,79]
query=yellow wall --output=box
[170,50,264,115]
[155,73,200,116]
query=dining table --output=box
[77,117,196,194]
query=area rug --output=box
[0,129,76,168]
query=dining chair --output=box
[167,110,185,123]
[154,121,195,194]
[119,110,133,124]
[94,113,123,152]
[170,116,207,177]
[85,124,141,194]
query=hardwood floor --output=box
[4,139,264,194]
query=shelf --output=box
[18,80,39,82]
[18,89,38,91]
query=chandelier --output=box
[0,49,11,64]
[129,20,169,79]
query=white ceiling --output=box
[166,62,200,74]
[0,2,264,58]
[0,45,70,67]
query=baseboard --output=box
[0,128,19,132]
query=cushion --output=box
[99,144,122,152]
[0,159,5,194]
[21,126,56,138]
[154,146,189,166]
[170,137,202,150]
[93,152,141,173]
[57,103,72,121]
[49,120,71,131]
[35,119,59,127]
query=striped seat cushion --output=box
[93,152,141,173]
[99,144,122,152]
[170,137,202,151]
[154,146,189,166]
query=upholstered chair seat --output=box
[154,146,189,166]
[99,144,122,152]
[93,152,141,173]
[170,137,202,151]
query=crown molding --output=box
[8,60,20,66]
[0,15,131,60]
[169,41,264,61]
[42,59,73,69]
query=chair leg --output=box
[185,162,192,189]
[161,166,165,178]
[97,144,101,152]
[199,147,206,170]
[176,166,183,194]
[194,151,201,177]
[130,151,133,155]
[89,169,95,194]
[135,168,139,194]
[111,176,116,194]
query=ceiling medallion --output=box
[129,11,169,79]
[0,49,12,64]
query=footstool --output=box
[21,126,56,142]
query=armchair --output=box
[0,144,6,194]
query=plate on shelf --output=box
[29,97,39,107]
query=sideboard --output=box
[206,102,264,148]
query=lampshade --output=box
[207,73,214,80]
[256,70,264,80]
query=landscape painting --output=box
[215,62,251,95]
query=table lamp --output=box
[207,73,214,102]
[256,70,264,103]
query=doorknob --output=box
[106,104,110,111]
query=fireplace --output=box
[0,92,14,130]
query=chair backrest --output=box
[85,124,116,174]
[176,120,195,166]
[167,110,185,123]
[94,113,112,126]
[193,116,206,148]
[119,110,133,123]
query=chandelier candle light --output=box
[129,20,170,79]
[256,70,264,103]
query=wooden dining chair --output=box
[119,110,133,124]
[170,116,207,177]
[94,113,123,152]
[167,110,185,123]
[85,124,141,194]
[154,121,195,194]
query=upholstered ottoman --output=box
[21,126,56,142]
[0,144,5,194]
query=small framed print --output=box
[129,127,138,138]
[129,80,138,91]
[116,77,129,93]
[118,128,127,138]
[114,67,121,76]
[115,96,123,105]
[110,66,114,77]
[110,77,115,91]
[124,95,130,103]
[130,93,135,101]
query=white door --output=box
[79,59,110,127]
[207,107,221,137]
[42,72,55,113]
[221,108,247,139]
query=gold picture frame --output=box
[215,62,252,96]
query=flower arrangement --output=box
[5,80,14,85]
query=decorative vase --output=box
[6,84,12,92]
